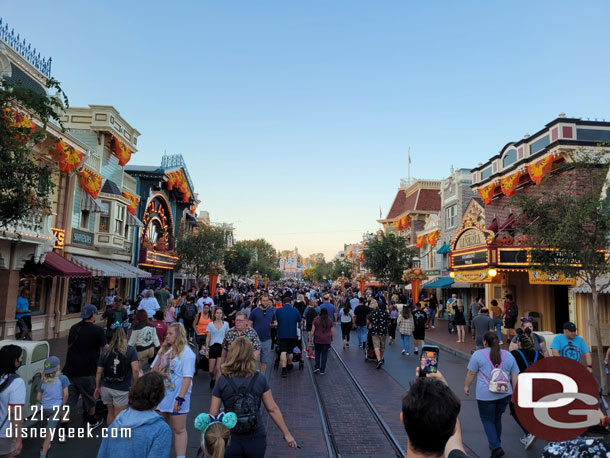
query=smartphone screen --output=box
[419,345,440,376]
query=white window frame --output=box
[445,204,457,229]
[115,204,125,235]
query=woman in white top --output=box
[338,302,355,349]
[137,289,160,319]
[152,322,195,458]
[205,307,229,389]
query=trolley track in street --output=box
[308,345,406,458]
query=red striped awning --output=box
[21,252,92,278]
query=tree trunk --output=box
[591,284,608,394]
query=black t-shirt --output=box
[448,450,468,458]
[223,302,237,320]
[102,308,127,334]
[511,348,544,372]
[369,308,389,336]
[304,306,318,331]
[63,321,107,378]
[295,301,307,316]
[413,309,427,330]
[354,305,371,327]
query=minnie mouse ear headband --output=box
[520,316,533,323]
[194,412,237,434]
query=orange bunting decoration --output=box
[167,169,191,202]
[528,155,554,185]
[122,190,140,215]
[54,140,83,174]
[395,219,401,231]
[500,171,521,197]
[401,215,409,229]
[3,107,35,142]
[478,182,496,205]
[111,136,132,166]
[79,168,103,200]
[416,235,425,248]
[348,251,353,258]
[427,230,440,246]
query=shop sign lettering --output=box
[72,229,93,246]
[455,228,486,250]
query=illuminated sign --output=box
[52,228,65,249]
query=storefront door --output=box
[554,285,570,333]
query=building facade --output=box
[451,115,610,341]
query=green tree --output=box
[0,79,68,229]
[513,149,610,391]
[363,232,415,295]
[241,239,278,265]
[223,241,253,276]
[330,258,355,279]
[248,259,281,281]
[176,226,226,283]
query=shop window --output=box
[530,135,550,154]
[124,223,131,239]
[18,277,51,315]
[99,200,111,233]
[90,277,106,310]
[80,210,90,229]
[67,277,88,315]
[115,205,125,234]
[445,205,457,229]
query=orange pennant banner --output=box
[79,168,103,200]
[111,136,132,166]
[427,230,440,246]
[478,182,496,205]
[500,170,521,197]
[528,155,554,185]
[54,140,83,174]
[416,235,425,248]
[3,107,35,142]
[122,190,140,215]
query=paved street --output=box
[21,324,549,457]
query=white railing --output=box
[84,150,101,171]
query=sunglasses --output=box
[520,317,533,323]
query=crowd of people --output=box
[1,281,609,458]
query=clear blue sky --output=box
[4,1,610,260]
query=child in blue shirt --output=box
[36,356,70,458]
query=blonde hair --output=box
[43,367,60,384]
[221,337,257,378]
[368,299,378,309]
[108,327,128,355]
[167,298,176,308]
[203,423,230,458]
[456,299,464,311]
[158,322,187,359]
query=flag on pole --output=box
[408,148,411,164]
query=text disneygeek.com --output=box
[5,423,131,440]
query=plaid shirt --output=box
[397,315,414,336]
[222,326,261,353]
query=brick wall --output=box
[485,168,604,227]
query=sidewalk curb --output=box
[425,337,471,362]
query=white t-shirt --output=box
[152,347,196,414]
[196,297,214,313]
[206,321,229,346]
[137,297,160,318]
[0,375,26,439]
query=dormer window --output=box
[481,166,492,180]
[502,149,517,168]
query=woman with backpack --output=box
[396,305,414,355]
[182,297,198,340]
[464,331,520,458]
[209,336,297,457]
[94,327,139,425]
[103,297,128,340]
[152,322,196,458]
[0,345,25,458]
[129,310,160,375]
[510,328,543,451]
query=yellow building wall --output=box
[574,293,610,350]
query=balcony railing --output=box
[83,150,101,171]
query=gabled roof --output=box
[101,179,122,196]
[386,187,440,219]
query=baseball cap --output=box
[563,321,577,332]
[43,356,60,374]
[80,304,98,319]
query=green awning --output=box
[423,277,455,289]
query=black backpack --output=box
[102,350,129,383]
[112,310,124,326]
[184,302,198,321]
[226,372,260,434]
[508,301,518,320]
